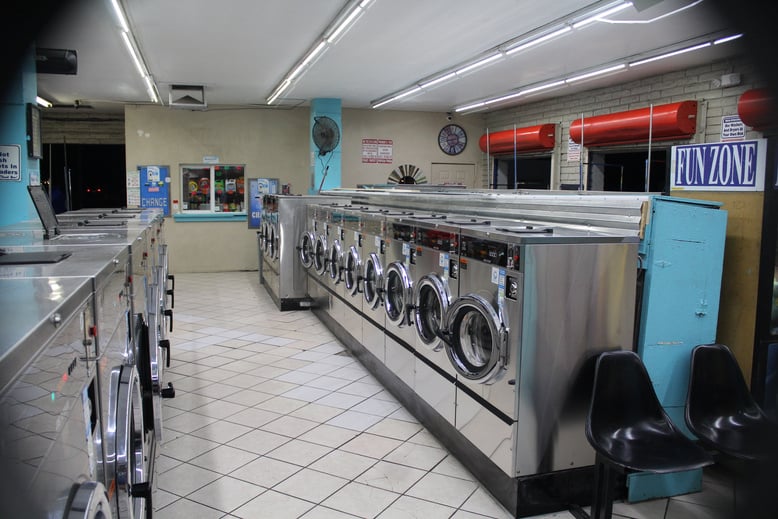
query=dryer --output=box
[405,214,461,425]
[443,222,638,478]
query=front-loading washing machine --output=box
[382,210,427,388]
[358,207,390,363]
[443,221,638,478]
[338,205,369,347]
[405,214,461,425]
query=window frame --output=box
[180,163,246,214]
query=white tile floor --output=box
[153,272,734,519]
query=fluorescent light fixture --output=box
[120,31,146,77]
[572,1,632,29]
[505,26,571,55]
[714,33,743,45]
[522,79,566,95]
[486,91,523,105]
[327,6,363,42]
[36,96,52,108]
[456,53,502,75]
[110,0,130,32]
[289,40,327,80]
[359,0,372,6]
[566,63,625,82]
[629,42,711,67]
[372,97,396,109]
[144,76,158,103]
[267,80,292,104]
[421,72,457,89]
[455,101,486,113]
[394,86,421,100]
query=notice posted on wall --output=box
[721,115,746,142]
[126,170,141,207]
[0,145,21,181]
[567,137,581,162]
[362,139,393,164]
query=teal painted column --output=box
[309,98,342,194]
[0,45,39,226]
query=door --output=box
[363,252,384,309]
[443,294,507,382]
[384,261,413,326]
[414,273,452,350]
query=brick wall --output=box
[482,55,763,187]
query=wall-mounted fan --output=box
[312,116,340,156]
[387,164,427,185]
[313,116,341,192]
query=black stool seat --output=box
[581,350,713,519]
[686,343,778,463]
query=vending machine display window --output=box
[181,164,245,212]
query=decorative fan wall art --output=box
[387,164,427,185]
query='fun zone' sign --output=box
[671,139,766,191]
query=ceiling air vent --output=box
[169,84,206,110]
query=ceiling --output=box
[33,0,743,114]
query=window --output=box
[181,164,245,212]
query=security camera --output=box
[446,112,453,121]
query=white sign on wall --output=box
[362,139,393,164]
[721,115,746,142]
[567,137,581,162]
[0,145,21,181]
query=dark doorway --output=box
[41,143,126,212]
[588,149,669,193]
[493,156,551,189]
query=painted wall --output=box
[124,105,486,273]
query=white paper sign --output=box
[0,145,21,181]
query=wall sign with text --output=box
[671,139,766,191]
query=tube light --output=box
[565,63,625,83]
[455,101,486,113]
[421,72,457,89]
[486,91,523,105]
[394,86,421,100]
[372,97,396,109]
[572,2,632,29]
[522,79,566,95]
[505,26,571,55]
[629,42,711,67]
[359,0,372,7]
[143,76,158,103]
[36,96,52,108]
[267,80,292,104]
[456,53,502,75]
[714,33,742,45]
[289,40,327,80]
[110,0,130,32]
[121,31,146,77]
[327,6,363,43]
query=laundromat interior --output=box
[2,0,778,518]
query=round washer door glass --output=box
[328,240,342,281]
[414,273,451,350]
[444,294,506,381]
[299,232,315,269]
[268,226,277,259]
[314,235,328,275]
[345,246,361,295]
[384,261,412,326]
[363,252,384,309]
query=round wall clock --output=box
[438,124,467,155]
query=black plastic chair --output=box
[686,343,778,518]
[582,350,713,519]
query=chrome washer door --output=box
[414,273,451,350]
[444,294,507,382]
[268,225,277,260]
[345,245,361,296]
[363,252,384,309]
[299,232,315,269]
[261,222,270,253]
[328,240,343,282]
[314,234,328,276]
[384,261,413,327]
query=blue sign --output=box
[671,139,766,191]
[247,178,278,229]
[139,165,171,215]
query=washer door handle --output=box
[130,481,152,519]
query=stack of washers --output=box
[0,191,174,519]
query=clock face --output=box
[438,124,467,155]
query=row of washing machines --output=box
[289,198,638,516]
[0,204,175,518]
